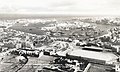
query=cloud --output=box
[0,0,120,15]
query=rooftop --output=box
[69,49,118,62]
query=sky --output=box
[0,0,120,15]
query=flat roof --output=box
[69,49,118,62]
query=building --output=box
[68,48,118,65]
[16,42,22,49]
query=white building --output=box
[16,43,22,49]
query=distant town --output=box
[0,17,120,72]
